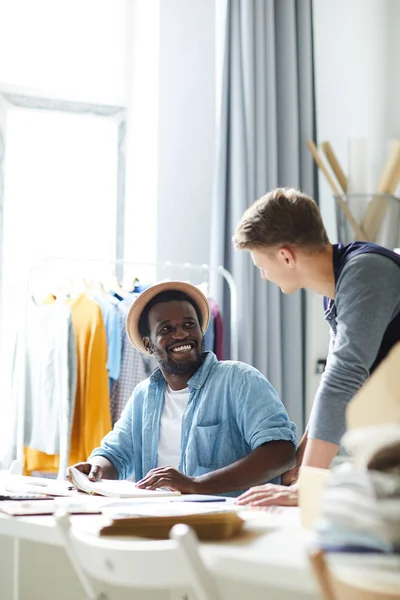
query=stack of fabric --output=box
[315,426,400,554]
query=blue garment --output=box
[203,304,215,352]
[133,283,151,293]
[316,519,393,554]
[90,351,297,496]
[91,294,122,382]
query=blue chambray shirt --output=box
[90,352,297,496]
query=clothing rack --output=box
[16,257,238,471]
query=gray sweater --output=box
[308,252,400,445]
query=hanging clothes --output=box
[11,297,77,477]
[209,298,224,360]
[67,293,112,462]
[23,293,112,473]
[110,295,154,424]
[203,301,215,352]
[90,293,122,386]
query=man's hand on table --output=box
[136,466,202,494]
[234,482,299,507]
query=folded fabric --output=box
[341,425,400,470]
[315,464,400,552]
[316,519,393,554]
[368,441,400,474]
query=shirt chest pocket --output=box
[194,421,233,469]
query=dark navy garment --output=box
[308,242,400,444]
[324,242,400,373]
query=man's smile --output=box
[167,341,196,354]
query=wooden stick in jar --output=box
[307,140,367,240]
[362,141,400,241]
[320,141,347,193]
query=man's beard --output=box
[153,339,205,375]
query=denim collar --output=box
[149,351,218,391]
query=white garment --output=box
[156,386,189,469]
[12,298,77,475]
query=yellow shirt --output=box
[24,294,111,474]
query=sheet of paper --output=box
[0,499,104,516]
[5,475,74,497]
[69,467,181,498]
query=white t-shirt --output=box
[156,385,189,469]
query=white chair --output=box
[56,512,222,600]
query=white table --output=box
[0,503,318,600]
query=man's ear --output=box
[279,247,296,268]
[143,337,153,354]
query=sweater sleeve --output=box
[307,253,400,445]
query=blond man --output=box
[233,187,400,506]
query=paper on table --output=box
[0,499,105,516]
[69,467,181,498]
[5,475,74,497]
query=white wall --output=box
[124,0,159,272]
[386,0,400,137]
[313,0,388,241]
[156,0,216,274]
[128,0,400,419]
[307,0,400,416]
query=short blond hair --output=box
[233,187,330,251]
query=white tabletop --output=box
[0,502,316,594]
[0,472,317,594]
[202,508,315,592]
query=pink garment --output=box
[209,298,224,360]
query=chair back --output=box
[56,513,221,600]
[309,549,400,600]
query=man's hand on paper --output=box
[67,457,117,482]
[66,462,103,482]
[136,466,200,494]
[234,482,299,507]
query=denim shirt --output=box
[90,352,297,494]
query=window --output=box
[0,0,128,460]
[0,0,126,105]
[0,99,124,455]
[0,1,160,463]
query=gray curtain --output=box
[211,0,318,433]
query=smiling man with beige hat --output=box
[68,281,297,497]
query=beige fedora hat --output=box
[126,281,210,354]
